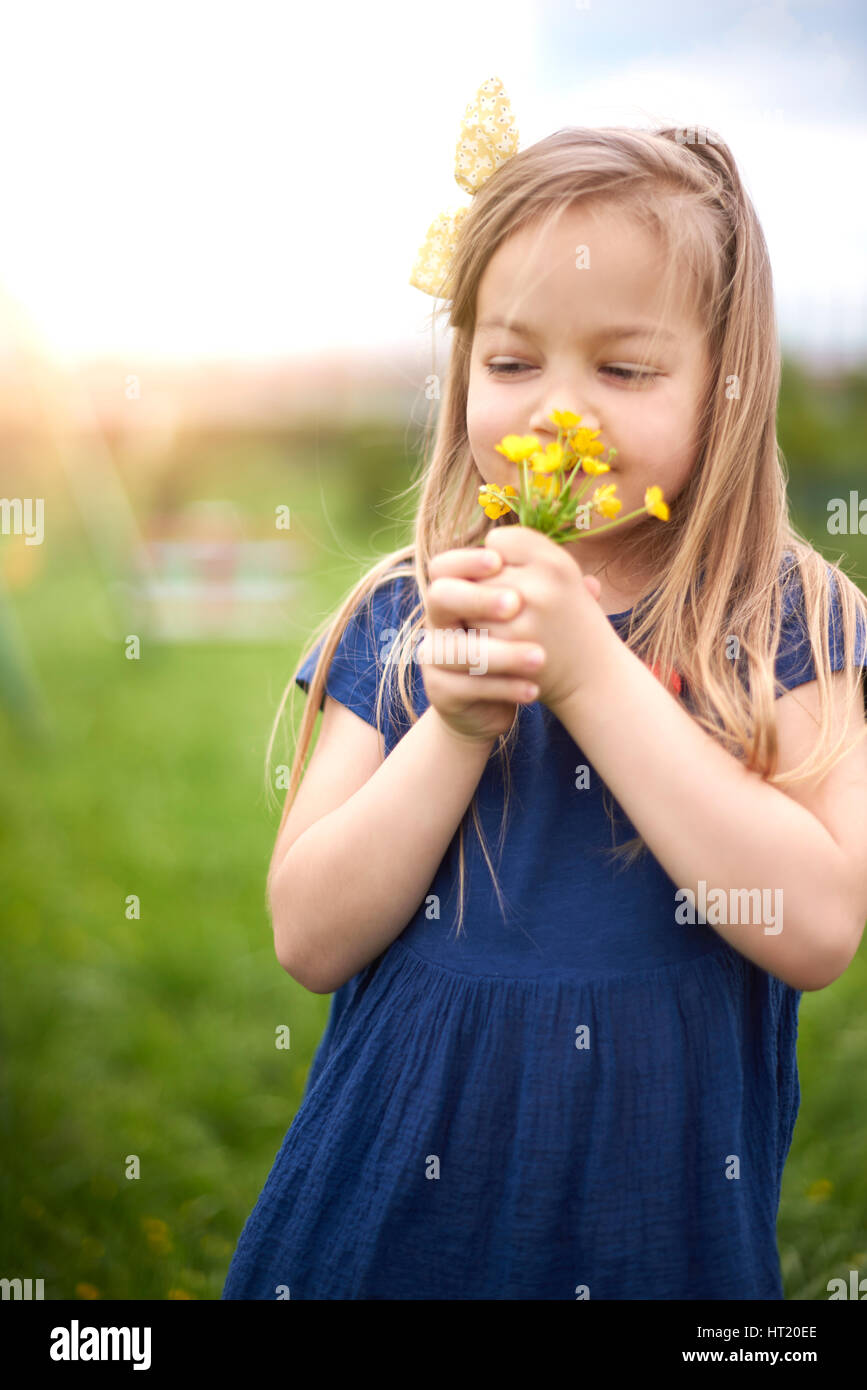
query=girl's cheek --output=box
[468,409,508,459]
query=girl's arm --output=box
[270,701,495,993]
[553,611,867,992]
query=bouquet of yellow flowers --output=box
[478,410,669,543]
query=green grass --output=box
[0,561,338,1299]
[1,419,865,1300]
[0,429,411,1298]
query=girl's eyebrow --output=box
[476,315,677,343]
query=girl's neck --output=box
[564,546,654,617]
[597,582,644,617]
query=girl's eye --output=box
[486,361,657,382]
[603,365,656,383]
[486,361,530,376]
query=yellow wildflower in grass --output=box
[580,455,610,476]
[494,434,540,463]
[167,1288,195,1299]
[806,1179,833,1203]
[592,484,622,519]
[479,483,518,519]
[76,1283,100,1299]
[644,485,670,521]
[141,1215,173,1254]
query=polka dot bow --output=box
[409,76,520,299]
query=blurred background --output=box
[1,0,865,1301]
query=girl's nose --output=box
[529,401,601,437]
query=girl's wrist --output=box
[549,602,626,721]
[428,706,499,755]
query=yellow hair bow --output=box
[409,76,520,299]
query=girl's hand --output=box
[473,526,608,713]
[419,545,550,743]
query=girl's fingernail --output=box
[483,552,499,569]
[497,591,517,614]
[526,648,544,668]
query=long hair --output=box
[265,124,867,938]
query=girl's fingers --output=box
[433,671,541,705]
[426,574,522,630]
[418,631,544,677]
[428,547,502,582]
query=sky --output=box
[0,0,864,367]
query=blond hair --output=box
[265,124,867,938]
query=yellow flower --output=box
[529,441,564,473]
[76,1283,100,1299]
[806,1179,833,1203]
[141,1215,173,1254]
[534,473,560,498]
[644,485,670,521]
[580,456,610,476]
[592,484,622,519]
[549,409,581,429]
[167,1288,195,1299]
[478,483,518,519]
[494,434,540,463]
[571,427,604,456]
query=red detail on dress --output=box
[648,660,683,696]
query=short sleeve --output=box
[293,569,423,747]
[774,563,867,699]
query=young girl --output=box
[223,82,867,1300]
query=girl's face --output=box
[467,201,712,576]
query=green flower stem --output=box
[559,458,587,499]
[559,444,617,505]
[573,505,649,538]
[566,472,593,504]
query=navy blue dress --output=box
[223,556,866,1300]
